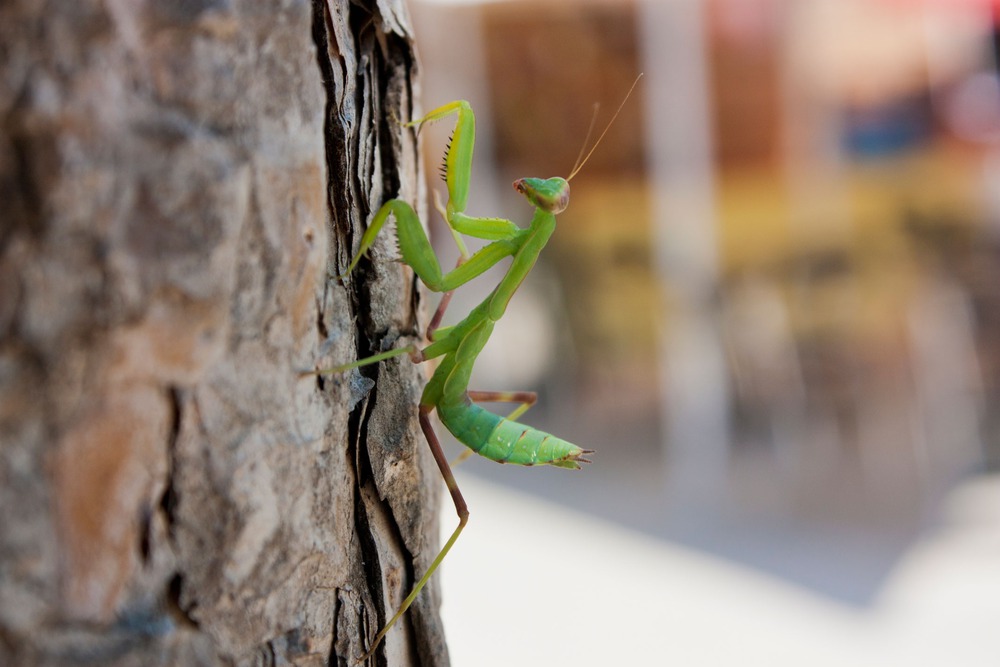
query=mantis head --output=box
[513,177,570,214]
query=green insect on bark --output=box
[318,76,640,661]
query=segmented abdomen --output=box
[438,401,587,469]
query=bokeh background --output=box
[406,0,1000,663]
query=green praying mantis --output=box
[322,76,640,660]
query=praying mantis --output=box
[323,76,640,660]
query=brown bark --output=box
[0,0,445,665]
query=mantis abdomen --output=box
[438,400,588,469]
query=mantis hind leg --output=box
[360,405,468,661]
[467,390,538,421]
[451,390,538,466]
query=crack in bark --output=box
[158,386,201,633]
[312,0,347,246]
[160,385,183,541]
[327,587,341,667]
[313,2,384,662]
[3,129,46,247]
[311,1,437,662]
[165,573,199,631]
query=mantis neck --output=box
[486,207,555,322]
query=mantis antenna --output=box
[568,102,600,181]
[566,73,643,182]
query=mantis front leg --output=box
[343,198,518,291]
[410,101,519,240]
[343,101,523,292]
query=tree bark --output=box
[0,1,445,665]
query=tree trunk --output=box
[0,1,446,665]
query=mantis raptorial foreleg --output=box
[344,101,520,289]
[341,199,514,290]
[412,101,517,238]
[433,189,470,261]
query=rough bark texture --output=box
[0,0,445,665]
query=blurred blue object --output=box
[842,97,932,157]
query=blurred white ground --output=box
[439,473,1000,666]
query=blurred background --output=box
[406,0,1000,663]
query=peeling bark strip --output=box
[0,1,446,665]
